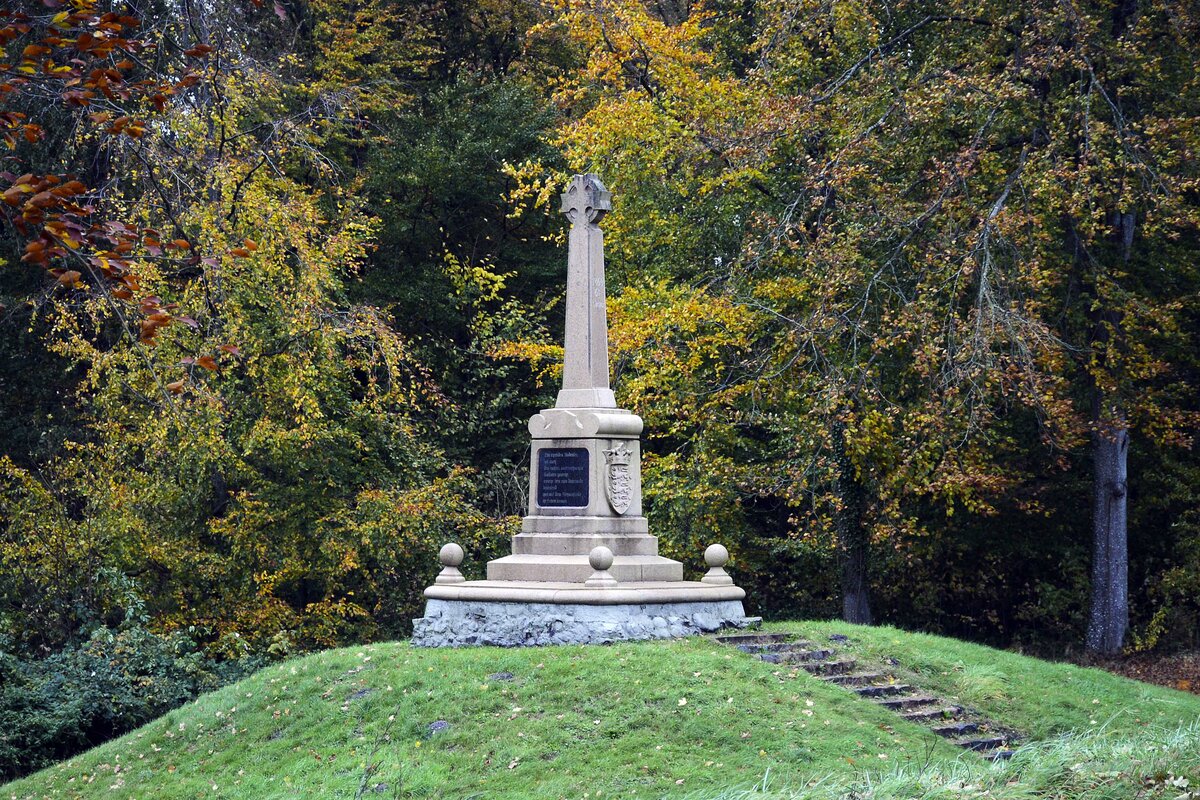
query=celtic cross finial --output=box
[555,173,616,408]
[560,174,612,226]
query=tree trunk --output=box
[1081,203,1134,656]
[1081,0,1140,657]
[832,417,872,624]
[1086,416,1129,655]
[1068,201,1134,656]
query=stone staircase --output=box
[714,632,1017,762]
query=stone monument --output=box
[411,174,755,647]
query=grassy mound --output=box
[4,623,1198,799]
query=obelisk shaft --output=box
[557,174,617,409]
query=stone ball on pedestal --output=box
[588,546,615,571]
[439,542,465,568]
[704,544,729,569]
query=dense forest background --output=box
[1,0,1198,779]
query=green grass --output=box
[4,623,1199,799]
[784,621,1197,739]
[701,722,1200,799]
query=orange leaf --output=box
[56,269,81,286]
[231,247,250,258]
[166,379,185,394]
[196,355,218,371]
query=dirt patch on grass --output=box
[1083,650,1200,695]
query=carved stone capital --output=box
[528,408,644,439]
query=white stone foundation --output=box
[412,598,755,647]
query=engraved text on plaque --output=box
[537,448,589,508]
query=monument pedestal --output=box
[414,590,750,648]
[411,174,754,647]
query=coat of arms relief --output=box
[603,441,633,515]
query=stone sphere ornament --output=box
[704,544,730,568]
[589,545,615,571]
[439,542,465,567]
[434,542,466,585]
[585,546,619,588]
[702,543,734,585]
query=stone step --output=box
[901,705,964,723]
[486,553,683,583]
[930,721,978,737]
[735,640,814,653]
[511,531,658,556]
[713,632,792,646]
[758,648,834,664]
[853,683,911,698]
[777,648,835,664]
[956,735,1008,752]
[823,672,886,686]
[877,694,939,711]
[799,658,857,675]
[981,749,1016,762]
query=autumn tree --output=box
[0,0,578,772]
[0,0,516,656]
[527,0,1200,649]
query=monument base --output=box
[411,582,755,647]
[486,553,684,582]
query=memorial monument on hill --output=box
[412,174,754,647]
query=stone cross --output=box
[557,174,617,409]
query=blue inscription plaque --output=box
[537,448,589,507]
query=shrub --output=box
[0,619,262,782]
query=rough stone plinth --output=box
[412,597,754,648]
